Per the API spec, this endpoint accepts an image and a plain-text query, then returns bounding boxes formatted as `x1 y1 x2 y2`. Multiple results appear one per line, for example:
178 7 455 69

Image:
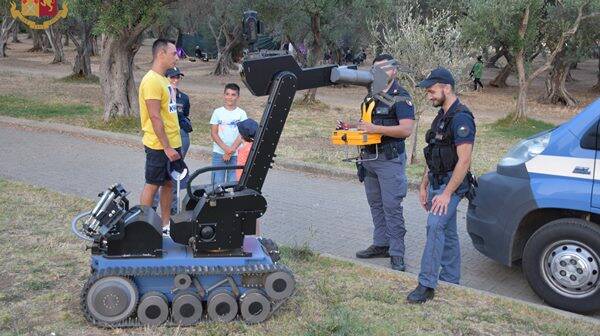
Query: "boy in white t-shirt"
209 83 247 184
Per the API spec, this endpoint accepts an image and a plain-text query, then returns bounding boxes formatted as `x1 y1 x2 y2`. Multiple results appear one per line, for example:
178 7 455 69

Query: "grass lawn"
0 94 556 182
0 178 598 335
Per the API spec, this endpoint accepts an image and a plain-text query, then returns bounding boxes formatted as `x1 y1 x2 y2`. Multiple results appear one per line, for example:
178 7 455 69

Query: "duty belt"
364 142 404 158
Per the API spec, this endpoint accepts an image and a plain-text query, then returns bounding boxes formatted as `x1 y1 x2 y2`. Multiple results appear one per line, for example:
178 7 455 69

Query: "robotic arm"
173 12 395 255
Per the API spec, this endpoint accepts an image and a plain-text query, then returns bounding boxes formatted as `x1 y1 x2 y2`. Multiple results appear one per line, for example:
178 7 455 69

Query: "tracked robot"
71 11 395 327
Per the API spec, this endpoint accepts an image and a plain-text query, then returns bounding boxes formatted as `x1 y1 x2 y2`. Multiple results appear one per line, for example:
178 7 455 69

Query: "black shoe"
356 245 390 259
407 284 435 304
390 256 405 271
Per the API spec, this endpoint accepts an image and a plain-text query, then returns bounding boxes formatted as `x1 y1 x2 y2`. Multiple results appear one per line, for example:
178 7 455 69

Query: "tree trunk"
90 36 99 56
489 62 512 87
63 32 69 46
69 24 93 78
29 29 42 52
486 46 505 68
514 5 530 122
45 25 65 63
212 26 241 76
515 48 536 121
213 44 236 75
11 23 20 43
408 115 420 165
100 34 143 120
538 52 577 106
0 17 15 57
591 57 600 92
41 32 52 53
302 13 323 104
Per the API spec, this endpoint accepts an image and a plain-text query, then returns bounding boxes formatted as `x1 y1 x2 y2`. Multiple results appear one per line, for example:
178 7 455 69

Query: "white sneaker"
162 224 170 235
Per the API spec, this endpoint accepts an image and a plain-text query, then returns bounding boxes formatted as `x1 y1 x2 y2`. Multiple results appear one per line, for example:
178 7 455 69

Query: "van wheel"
523 218 600 313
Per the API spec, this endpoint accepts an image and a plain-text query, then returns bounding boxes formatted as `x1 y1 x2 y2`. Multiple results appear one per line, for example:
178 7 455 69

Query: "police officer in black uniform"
355 54 415 272
407 67 476 303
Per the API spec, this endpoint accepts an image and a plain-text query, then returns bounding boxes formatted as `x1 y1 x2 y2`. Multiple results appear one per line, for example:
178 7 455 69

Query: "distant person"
152 67 192 213
470 56 484 91
194 45 202 59
176 47 186 59
209 83 247 184
323 50 332 64
353 48 367 66
345 48 353 64
138 39 180 227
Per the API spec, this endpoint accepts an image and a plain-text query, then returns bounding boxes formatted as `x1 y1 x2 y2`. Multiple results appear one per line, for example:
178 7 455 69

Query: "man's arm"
359 119 414 138
442 143 472 195
430 143 473 215
210 124 232 154
419 164 430 210
147 99 180 161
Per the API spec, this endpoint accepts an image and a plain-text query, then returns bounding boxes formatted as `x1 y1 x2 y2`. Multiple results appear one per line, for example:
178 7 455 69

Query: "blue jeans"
180 130 190 158
211 152 238 185
362 153 408 258
418 174 468 288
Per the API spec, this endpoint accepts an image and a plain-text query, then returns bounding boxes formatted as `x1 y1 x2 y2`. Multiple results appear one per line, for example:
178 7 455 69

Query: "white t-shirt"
209 106 248 155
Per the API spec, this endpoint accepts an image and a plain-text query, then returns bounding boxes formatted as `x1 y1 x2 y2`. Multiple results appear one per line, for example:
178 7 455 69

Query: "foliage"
369 0 472 162
371 1 471 97
93 0 173 37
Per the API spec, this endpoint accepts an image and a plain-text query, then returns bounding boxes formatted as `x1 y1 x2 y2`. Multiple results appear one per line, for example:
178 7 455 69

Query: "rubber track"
80 262 293 328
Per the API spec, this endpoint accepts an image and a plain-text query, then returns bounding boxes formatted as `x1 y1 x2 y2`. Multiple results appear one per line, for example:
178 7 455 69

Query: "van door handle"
573 166 591 175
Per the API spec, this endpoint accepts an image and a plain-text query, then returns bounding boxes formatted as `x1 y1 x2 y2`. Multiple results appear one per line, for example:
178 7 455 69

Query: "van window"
580 120 599 150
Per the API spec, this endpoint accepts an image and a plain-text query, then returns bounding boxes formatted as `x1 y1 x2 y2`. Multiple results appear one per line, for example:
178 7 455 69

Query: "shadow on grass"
57 74 100 84
86 116 140 134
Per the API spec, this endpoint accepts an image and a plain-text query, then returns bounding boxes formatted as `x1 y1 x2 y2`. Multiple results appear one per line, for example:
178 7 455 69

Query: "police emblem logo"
457 125 470 138
10 0 68 30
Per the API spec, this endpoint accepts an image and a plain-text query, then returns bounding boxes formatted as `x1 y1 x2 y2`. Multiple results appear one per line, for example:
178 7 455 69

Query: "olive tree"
370 2 471 164
513 0 599 120
93 0 177 120
0 0 16 57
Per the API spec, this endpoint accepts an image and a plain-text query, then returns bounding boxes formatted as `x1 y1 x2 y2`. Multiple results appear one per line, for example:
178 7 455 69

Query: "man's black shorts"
144 146 181 185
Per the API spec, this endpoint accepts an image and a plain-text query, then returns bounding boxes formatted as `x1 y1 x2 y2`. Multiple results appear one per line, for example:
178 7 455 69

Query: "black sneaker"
407 284 435 304
356 245 390 259
390 256 405 271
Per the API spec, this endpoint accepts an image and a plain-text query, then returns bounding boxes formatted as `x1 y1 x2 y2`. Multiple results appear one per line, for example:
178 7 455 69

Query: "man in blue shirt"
408 67 476 303
355 54 415 272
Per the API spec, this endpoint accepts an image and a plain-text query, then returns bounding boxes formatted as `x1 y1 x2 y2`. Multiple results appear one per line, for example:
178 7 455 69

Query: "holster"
465 171 478 201
356 162 365 183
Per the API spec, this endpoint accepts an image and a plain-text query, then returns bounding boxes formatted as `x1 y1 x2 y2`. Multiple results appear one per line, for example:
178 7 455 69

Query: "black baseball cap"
417 67 455 88
165 67 184 78
238 118 258 140
167 158 188 181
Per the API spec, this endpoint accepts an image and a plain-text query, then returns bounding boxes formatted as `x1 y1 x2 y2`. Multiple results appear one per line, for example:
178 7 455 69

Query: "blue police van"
467 98 600 313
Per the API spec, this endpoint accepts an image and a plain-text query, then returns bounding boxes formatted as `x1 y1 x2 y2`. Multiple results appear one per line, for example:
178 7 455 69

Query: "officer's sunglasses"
170 75 182 79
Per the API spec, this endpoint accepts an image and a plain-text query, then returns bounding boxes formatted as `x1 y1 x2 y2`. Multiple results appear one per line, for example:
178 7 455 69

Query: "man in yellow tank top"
138 38 181 227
